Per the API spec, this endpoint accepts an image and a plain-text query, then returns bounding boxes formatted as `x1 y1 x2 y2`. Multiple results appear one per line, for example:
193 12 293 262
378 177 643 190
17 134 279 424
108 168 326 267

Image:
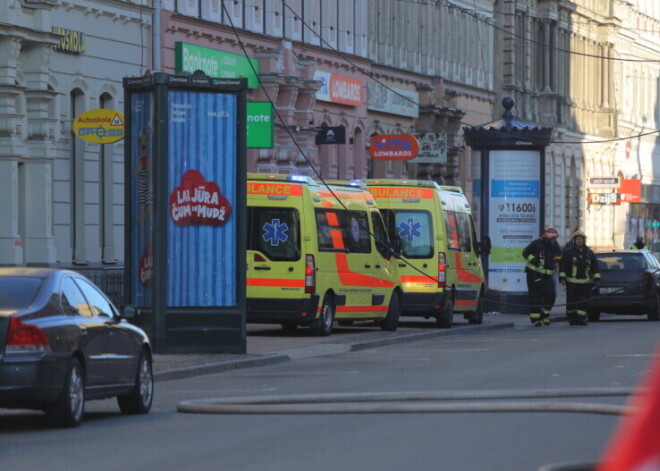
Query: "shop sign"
367 83 419 118
368 134 419 161
247 102 273 148
588 192 620 205
409 133 447 164
314 71 364 107
175 42 260 89
316 126 346 145
588 176 619 188
52 27 86 54
619 178 641 203
73 109 124 143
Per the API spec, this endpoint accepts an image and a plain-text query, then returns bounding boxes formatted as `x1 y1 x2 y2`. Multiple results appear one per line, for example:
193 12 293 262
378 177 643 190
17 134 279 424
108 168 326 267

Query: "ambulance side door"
370 210 397 307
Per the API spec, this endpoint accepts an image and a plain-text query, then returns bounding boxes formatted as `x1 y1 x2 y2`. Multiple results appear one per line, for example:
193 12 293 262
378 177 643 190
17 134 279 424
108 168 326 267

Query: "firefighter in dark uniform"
559 230 601 326
630 236 648 250
522 227 561 326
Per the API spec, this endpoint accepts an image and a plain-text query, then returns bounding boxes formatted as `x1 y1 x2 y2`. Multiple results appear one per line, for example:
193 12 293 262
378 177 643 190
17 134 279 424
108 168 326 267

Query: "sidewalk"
152 307 563 382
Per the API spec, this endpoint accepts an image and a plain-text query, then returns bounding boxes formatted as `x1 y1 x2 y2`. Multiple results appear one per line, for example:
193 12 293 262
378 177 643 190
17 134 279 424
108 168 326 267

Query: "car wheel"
313 295 335 336
281 322 298 332
587 310 601 322
648 292 660 321
380 292 400 331
118 350 154 415
47 358 85 428
468 294 484 325
436 294 453 328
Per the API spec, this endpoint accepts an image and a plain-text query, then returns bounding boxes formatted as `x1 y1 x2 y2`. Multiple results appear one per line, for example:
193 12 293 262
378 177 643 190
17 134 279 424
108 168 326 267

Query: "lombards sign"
368 134 420 161
314 71 364 107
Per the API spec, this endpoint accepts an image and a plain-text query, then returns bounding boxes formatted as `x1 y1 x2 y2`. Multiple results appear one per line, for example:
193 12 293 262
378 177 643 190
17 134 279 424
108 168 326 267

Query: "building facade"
0 0 149 271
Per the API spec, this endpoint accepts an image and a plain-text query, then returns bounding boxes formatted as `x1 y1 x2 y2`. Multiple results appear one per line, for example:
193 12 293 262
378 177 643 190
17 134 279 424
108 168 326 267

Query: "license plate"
600 287 622 294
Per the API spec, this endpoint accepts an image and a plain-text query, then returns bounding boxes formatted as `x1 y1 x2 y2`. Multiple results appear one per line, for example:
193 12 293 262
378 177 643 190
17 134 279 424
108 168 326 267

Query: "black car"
0 268 153 427
589 250 660 322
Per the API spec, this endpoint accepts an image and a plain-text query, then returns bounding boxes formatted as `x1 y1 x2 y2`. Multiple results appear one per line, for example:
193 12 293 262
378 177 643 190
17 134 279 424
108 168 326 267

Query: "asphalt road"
1 314 658 471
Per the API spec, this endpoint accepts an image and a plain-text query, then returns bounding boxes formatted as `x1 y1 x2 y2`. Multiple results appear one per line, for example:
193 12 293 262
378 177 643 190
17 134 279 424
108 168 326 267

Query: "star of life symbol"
397 218 422 242
262 219 289 246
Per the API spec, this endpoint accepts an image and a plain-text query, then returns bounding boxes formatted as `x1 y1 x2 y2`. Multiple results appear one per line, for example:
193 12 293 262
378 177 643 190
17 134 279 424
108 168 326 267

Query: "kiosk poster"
130 92 154 306
488 150 541 292
167 90 238 307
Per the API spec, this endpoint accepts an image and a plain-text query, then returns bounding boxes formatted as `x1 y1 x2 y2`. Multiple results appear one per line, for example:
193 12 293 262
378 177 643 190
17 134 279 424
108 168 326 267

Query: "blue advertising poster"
166 90 238 307
130 92 154 307
488 150 541 293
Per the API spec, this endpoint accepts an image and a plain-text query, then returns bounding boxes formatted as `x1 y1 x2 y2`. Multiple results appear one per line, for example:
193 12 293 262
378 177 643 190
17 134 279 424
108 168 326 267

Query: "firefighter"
559 230 601 326
522 227 561 326
630 236 648 250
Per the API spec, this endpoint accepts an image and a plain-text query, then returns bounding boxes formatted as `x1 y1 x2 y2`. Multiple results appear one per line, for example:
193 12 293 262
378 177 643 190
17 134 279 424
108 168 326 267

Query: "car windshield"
596 253 646 271
0 277 42 309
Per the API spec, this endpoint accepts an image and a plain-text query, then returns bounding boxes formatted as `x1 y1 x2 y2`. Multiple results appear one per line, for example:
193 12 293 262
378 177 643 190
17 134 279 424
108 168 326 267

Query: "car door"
75 277 140 387
60 276 108 388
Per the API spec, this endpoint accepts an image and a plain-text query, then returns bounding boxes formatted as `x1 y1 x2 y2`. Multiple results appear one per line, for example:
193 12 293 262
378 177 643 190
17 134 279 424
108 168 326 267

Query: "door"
60 276 108 388
453 212 484 311
75 277 139 387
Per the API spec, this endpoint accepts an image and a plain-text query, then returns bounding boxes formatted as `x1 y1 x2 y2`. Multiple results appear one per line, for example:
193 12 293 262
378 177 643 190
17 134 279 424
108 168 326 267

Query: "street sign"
588 176 619 188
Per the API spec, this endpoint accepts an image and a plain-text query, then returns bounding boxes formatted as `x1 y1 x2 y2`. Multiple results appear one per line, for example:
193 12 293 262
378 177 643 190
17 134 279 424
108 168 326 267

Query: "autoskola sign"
368 134 420 161
73 109 125 143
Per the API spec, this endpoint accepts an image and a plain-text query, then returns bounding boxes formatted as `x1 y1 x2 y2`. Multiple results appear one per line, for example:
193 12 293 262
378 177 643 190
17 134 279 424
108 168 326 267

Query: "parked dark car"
0 268 153 427
589 250 660 322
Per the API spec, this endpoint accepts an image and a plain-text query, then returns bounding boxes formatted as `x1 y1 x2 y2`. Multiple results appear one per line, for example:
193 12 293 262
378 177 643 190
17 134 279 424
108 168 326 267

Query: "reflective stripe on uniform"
526 263 553 275
530 312 542 319
565 277 593 284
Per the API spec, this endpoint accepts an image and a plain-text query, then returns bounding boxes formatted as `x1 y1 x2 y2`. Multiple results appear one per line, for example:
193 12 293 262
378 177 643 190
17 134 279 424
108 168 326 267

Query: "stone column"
0 37 24 264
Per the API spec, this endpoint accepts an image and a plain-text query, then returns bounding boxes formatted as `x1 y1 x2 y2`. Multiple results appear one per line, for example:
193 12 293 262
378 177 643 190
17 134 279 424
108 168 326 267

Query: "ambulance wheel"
313 296 335 336
436 296 453 328
381 293 400 331
468 295 484 325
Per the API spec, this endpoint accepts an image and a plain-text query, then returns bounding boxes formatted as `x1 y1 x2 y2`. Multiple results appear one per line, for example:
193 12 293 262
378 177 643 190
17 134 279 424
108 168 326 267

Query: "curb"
154 353 290 382
349 321 515 351
154 320 515 382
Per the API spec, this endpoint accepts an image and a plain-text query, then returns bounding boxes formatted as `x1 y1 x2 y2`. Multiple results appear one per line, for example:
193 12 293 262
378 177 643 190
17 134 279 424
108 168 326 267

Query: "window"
75 278 116 318
444 211 461 251
371 211 391 259
0 277 41 309
315 209 370 254
61 277 92 316
456 212 473 253
381 209 433 258
247 207 301 262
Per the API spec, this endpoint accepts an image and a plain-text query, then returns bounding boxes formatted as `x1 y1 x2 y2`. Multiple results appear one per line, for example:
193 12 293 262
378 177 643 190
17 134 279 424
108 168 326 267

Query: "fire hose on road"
178 387 639 415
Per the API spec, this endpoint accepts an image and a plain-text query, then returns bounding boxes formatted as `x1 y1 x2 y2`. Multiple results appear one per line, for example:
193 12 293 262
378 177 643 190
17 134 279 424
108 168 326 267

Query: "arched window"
100 92 116 263
70 88 86 264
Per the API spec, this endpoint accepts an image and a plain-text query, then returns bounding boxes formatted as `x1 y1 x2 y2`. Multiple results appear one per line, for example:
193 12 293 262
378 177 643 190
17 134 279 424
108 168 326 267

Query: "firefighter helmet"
542 228 559 239
572 230 586 239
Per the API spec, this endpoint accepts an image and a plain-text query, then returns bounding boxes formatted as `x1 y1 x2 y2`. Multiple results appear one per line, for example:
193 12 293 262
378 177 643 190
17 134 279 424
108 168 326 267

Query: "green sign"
247 102 274 149
175 42 260 89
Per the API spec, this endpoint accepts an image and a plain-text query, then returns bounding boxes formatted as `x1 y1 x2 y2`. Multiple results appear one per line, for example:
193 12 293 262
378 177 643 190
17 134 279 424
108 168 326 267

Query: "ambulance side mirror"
389 235 403 259
478 236 491 256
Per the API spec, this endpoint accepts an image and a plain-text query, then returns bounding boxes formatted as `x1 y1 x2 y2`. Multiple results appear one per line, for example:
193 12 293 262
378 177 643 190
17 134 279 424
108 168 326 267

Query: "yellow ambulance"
366 179 486 327
246 174 403 336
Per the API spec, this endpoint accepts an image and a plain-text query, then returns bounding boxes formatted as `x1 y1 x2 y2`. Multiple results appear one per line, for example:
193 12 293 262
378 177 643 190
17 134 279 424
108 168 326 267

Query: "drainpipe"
153 0 161 71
